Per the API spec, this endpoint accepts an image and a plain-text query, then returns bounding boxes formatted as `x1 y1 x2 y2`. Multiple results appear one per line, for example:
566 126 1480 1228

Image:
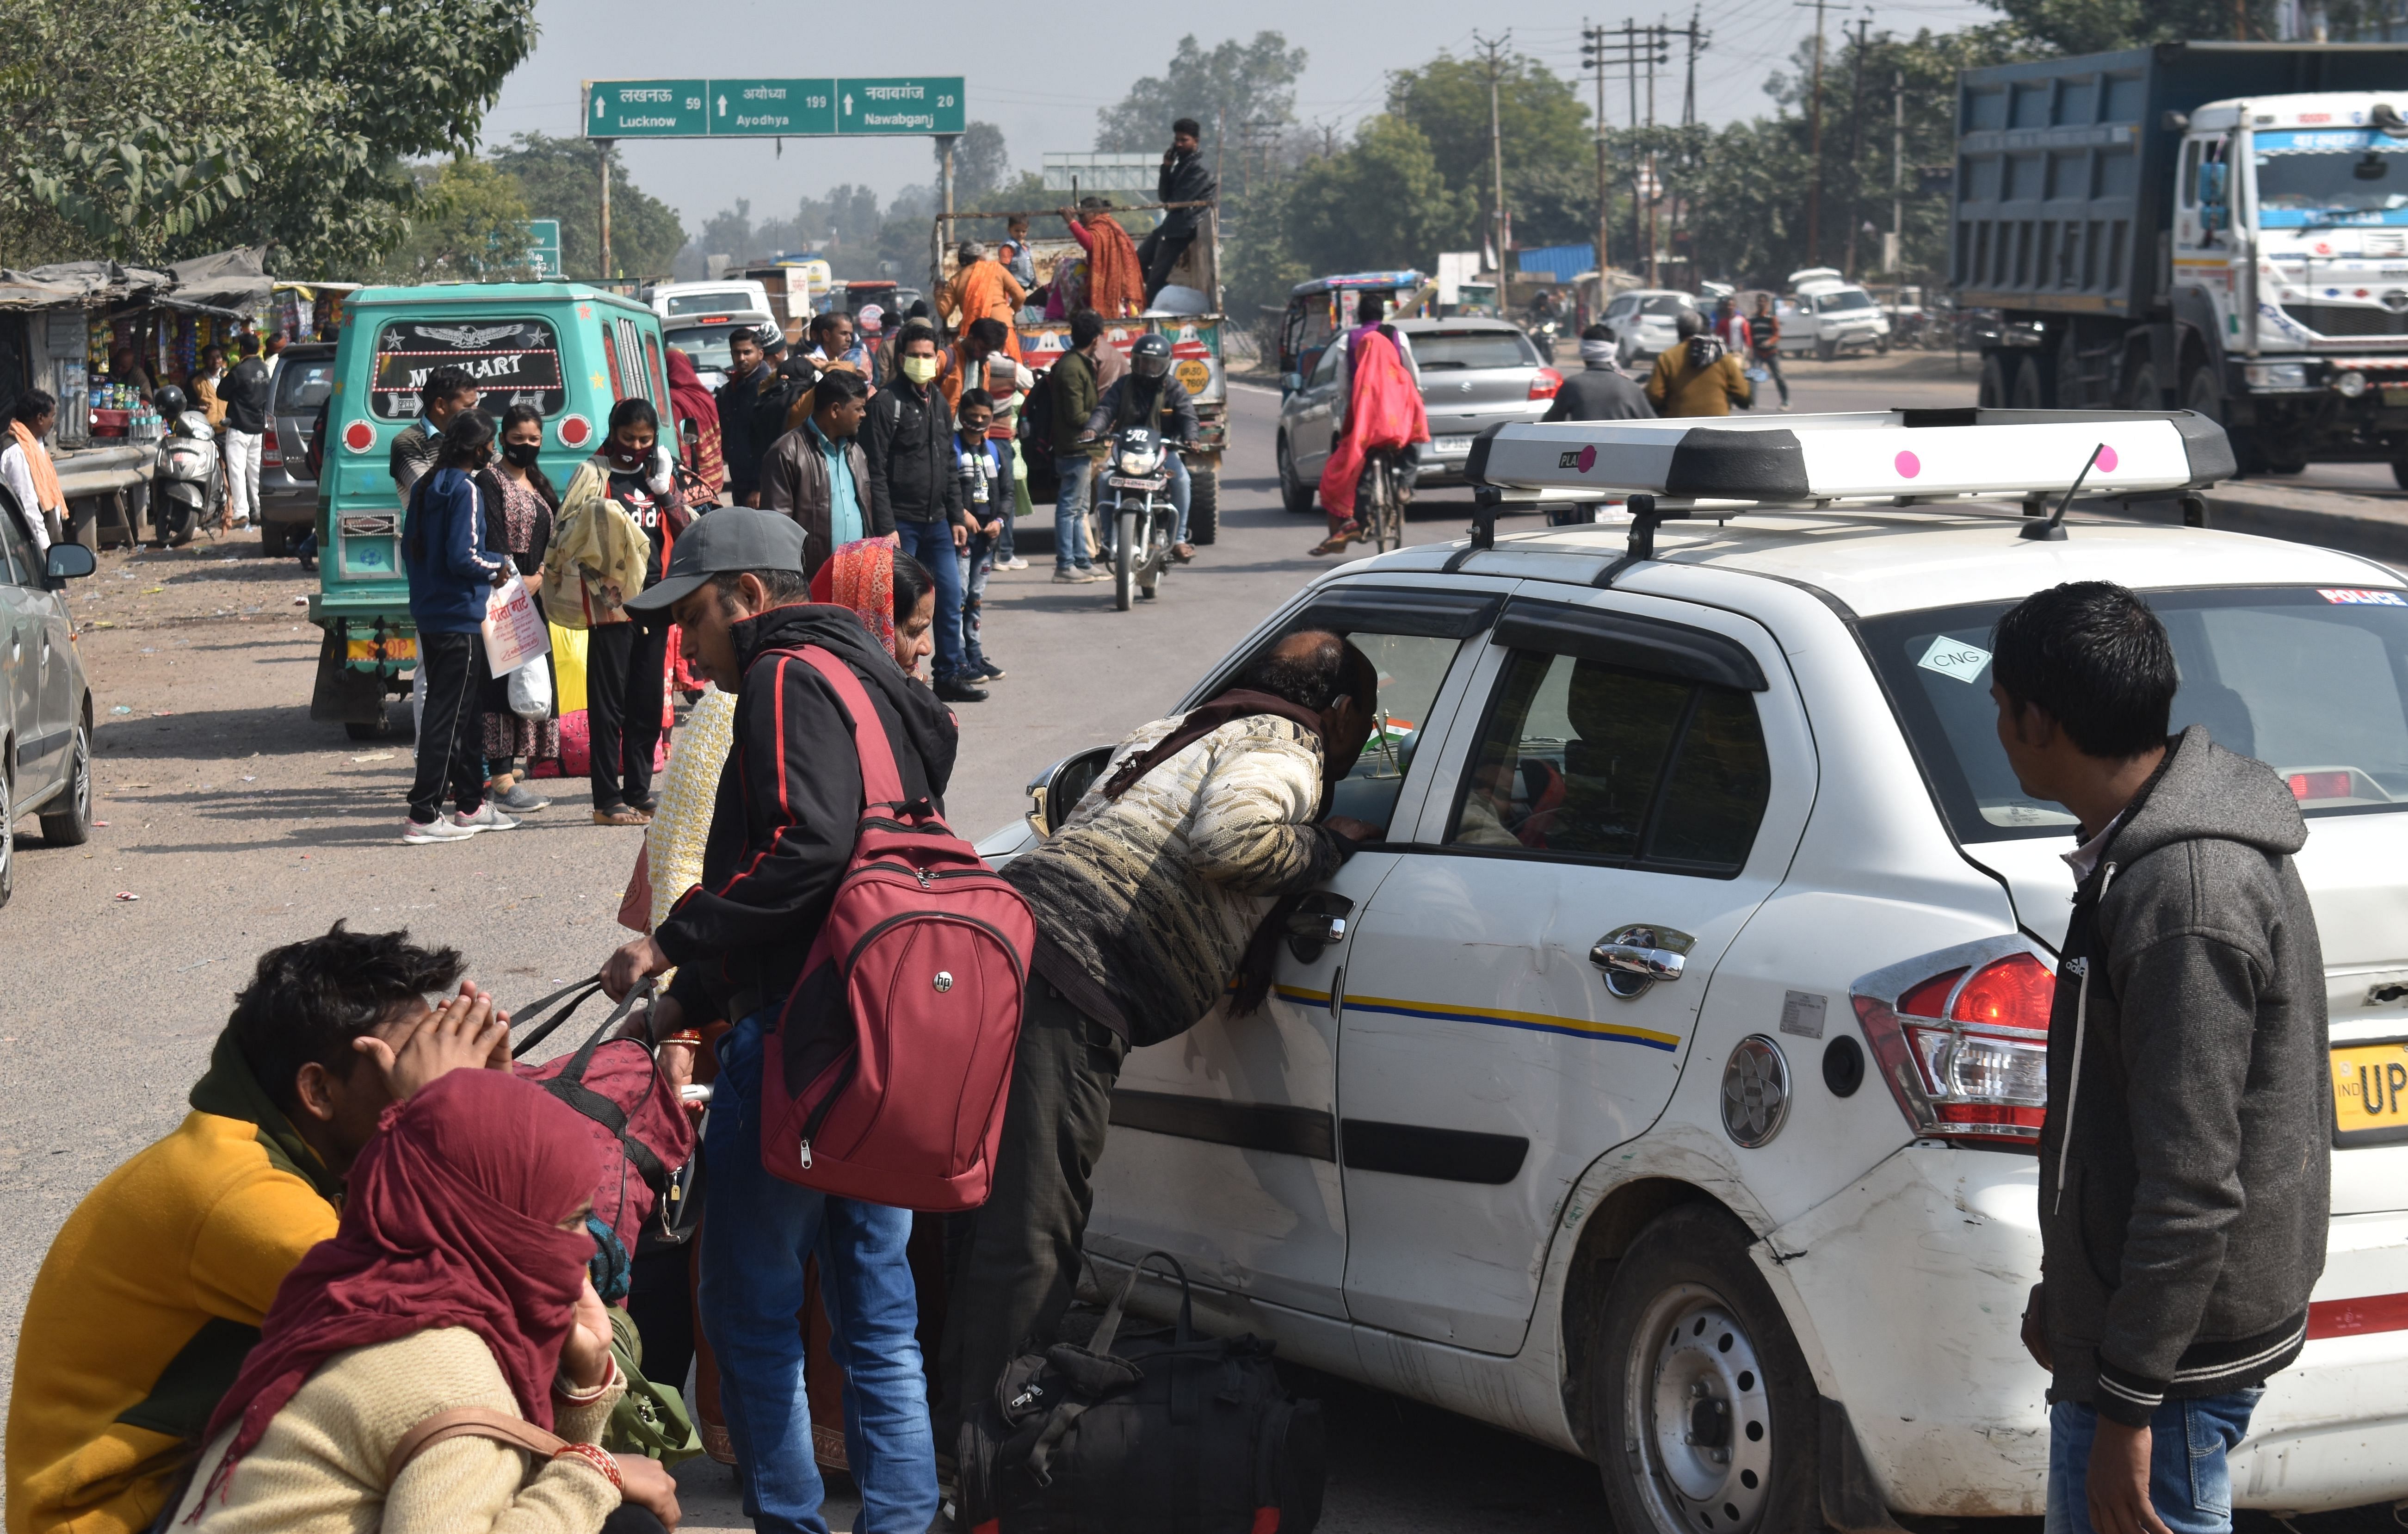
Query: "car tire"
1815 336 1837 363
0 767 13 909
1188 466 1219 545
2391 458 2408 492
1593 1204 1821 1534
36 714 93 847
1276 434 1316 515
344 701 407 742
1874 335 1891 355
1977 352 2016 409
259 521 289 557
2010 356 2047 409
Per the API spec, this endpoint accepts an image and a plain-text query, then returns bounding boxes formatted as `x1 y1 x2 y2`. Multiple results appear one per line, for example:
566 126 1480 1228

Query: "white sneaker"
452 803 519 833
999 556 1029 570
403 815 478 844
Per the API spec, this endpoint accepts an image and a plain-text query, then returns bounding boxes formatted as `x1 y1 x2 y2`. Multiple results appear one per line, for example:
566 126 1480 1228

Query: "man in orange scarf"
1061 200 1144 319
945 243 1026 359
2 390 68 553
1312 307 1428 556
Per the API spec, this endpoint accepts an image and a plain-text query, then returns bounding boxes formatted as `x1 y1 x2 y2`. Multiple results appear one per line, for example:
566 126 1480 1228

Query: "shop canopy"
162 247 272 317
0 245 273 316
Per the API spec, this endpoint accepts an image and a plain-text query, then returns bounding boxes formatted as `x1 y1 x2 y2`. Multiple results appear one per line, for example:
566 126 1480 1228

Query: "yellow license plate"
2331 1039 2408 1145
2384 384 2408 407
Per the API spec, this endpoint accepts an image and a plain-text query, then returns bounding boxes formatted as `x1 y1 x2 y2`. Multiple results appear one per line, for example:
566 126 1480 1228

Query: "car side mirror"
1281 371 1302 395
43 541 96 588
1024 744 1113 839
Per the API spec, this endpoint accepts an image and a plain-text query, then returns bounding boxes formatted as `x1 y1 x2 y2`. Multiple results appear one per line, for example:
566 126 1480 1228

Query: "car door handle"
1285 892 1356 962
1590 925 1696 1000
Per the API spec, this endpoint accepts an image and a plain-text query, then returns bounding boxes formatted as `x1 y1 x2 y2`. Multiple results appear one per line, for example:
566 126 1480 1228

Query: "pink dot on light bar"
1895 450 1921 478
2096 445 2118 472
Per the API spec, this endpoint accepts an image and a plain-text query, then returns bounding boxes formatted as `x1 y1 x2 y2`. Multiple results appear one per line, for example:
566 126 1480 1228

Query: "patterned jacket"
1004 711 1345 1045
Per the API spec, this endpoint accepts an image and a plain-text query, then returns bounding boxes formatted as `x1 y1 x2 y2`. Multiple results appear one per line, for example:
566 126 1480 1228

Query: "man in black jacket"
1140 118 1215 304
1544 324 1656 423
387 365 479 498
864 323 982 702
602 507 957 1534
1991 581 2328 1534
716 327 783 507
218 335 275 530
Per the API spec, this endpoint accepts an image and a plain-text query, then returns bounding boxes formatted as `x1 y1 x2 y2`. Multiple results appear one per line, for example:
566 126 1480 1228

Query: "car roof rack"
1460 408 2235 586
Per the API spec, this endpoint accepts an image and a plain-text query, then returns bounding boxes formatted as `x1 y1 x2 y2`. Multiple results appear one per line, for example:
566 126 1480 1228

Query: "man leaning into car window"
1989 581 2330 1534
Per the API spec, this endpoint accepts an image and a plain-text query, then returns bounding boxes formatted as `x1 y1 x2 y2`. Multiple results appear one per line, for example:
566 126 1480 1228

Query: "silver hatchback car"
0 492 96 906
1277 318 1561 513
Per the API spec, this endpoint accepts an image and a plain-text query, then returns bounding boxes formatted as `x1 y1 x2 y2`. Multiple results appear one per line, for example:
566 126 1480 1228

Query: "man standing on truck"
1139 119 1215 305
1992 581 2329 1534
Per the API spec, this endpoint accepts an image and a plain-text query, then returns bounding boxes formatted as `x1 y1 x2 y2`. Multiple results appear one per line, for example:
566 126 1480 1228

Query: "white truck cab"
986 408 2408 1532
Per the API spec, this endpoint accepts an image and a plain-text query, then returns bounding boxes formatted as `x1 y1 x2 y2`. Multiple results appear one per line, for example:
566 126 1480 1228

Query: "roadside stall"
0 260 177 546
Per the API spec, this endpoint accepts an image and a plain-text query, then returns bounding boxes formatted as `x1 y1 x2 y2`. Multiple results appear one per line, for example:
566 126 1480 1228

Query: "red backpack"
759 646 1035 1211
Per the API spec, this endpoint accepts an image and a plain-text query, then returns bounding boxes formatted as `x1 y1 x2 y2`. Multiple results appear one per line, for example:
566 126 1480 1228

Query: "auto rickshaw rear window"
369 318 565 420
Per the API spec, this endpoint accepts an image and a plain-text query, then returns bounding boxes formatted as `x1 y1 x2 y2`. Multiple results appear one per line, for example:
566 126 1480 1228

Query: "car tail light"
1529 367 1563 401
2289 770 2352 802
262 427 282 467
1851 938 2055 1149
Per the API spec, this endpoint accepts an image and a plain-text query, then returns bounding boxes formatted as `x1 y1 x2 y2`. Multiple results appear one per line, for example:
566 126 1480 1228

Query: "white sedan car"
985 409 2408 1532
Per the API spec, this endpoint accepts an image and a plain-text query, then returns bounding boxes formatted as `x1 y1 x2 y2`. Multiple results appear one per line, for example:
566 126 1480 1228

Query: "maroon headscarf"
195 1070 601 1503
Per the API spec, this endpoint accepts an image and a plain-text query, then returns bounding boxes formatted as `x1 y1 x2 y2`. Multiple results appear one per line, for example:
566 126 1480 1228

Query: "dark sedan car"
257 342 334 557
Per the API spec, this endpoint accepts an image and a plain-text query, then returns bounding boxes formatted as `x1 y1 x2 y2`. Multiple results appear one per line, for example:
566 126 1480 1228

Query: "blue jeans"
2044 1390 2261 1534
891 518 965 681
1052 454 1095 573
958 529 995 670
1095 453 1190 559
699 1014 939 1534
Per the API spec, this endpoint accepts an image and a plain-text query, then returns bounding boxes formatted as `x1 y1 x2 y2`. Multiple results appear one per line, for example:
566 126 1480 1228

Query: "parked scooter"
148 385 222 547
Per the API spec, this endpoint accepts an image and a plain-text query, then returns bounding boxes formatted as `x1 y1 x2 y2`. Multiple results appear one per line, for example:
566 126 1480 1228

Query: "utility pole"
1797 0 1830 265
1582 20 1613 280
1626 20 1641 275
1677 11 1705 285
1842 14 1872 278
597 140 613 284
1888 68 1905 280
1646 21 1662 286
1474 31 1513 277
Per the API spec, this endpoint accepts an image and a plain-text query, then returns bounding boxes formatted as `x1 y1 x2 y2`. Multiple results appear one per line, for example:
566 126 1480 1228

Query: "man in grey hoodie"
1989 581 2329 1534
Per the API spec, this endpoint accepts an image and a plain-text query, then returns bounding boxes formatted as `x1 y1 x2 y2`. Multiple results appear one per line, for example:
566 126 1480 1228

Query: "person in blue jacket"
400 409 515 844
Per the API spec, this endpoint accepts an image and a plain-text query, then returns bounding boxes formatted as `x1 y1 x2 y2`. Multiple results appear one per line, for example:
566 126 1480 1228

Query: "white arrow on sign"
843 92 854 117
717 94 727 117
594 94 604 118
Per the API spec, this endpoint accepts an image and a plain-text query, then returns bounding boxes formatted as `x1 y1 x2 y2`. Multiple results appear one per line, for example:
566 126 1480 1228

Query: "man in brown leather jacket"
759 369 889 578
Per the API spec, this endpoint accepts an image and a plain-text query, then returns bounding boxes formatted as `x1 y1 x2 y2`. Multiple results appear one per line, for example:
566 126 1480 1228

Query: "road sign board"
836 78 964 136
584 78 963 139
587 79 708 137
526 219 561 275
710 79 836 136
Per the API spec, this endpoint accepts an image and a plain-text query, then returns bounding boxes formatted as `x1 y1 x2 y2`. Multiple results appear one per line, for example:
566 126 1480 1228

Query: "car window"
667 325 741 371
370 317 563 420
663 290 754 317
1864 587 2408 841
274 355 335 413
0 498 34 585
1309 340 1342 386
1445 647 1772 873
1329 631 1471 828
1822 289 1877 312
1640 296 1691 317
1410 330 1537 371
1605 297 1636 319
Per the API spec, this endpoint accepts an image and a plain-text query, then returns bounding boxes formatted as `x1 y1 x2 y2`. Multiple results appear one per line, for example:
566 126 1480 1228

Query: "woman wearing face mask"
401 410 515 844
546 400 688 827
475 405 563 812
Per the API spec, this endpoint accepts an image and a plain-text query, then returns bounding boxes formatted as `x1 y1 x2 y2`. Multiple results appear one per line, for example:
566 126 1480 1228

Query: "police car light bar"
1465 408 2235 507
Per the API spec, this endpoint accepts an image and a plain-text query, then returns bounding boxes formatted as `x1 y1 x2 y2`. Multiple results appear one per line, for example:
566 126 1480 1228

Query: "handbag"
508 650 554 718
509 979 703 1250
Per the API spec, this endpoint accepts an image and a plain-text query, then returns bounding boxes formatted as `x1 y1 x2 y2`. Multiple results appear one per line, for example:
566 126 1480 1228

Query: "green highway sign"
525 219 560 275
587 79 708 137
837 78 965 136
584 78 963 139
711 79 835 136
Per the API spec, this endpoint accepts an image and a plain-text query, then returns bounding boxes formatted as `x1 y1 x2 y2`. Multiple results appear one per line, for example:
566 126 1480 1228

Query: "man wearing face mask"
863 323 982 703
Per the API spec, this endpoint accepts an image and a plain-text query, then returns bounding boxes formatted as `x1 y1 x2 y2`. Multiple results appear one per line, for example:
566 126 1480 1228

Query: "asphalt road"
0 349 1974 1533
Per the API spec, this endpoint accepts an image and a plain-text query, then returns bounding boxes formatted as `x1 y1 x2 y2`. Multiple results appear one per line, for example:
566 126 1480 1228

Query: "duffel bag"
509 977 699 1256
958 1251 1324 1534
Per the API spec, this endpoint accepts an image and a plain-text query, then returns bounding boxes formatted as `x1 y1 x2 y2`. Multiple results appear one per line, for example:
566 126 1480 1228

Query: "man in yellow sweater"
6 923 511 1534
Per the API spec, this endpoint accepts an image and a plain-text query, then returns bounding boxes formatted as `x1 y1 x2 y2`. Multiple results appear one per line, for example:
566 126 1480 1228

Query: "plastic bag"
509 654 553 719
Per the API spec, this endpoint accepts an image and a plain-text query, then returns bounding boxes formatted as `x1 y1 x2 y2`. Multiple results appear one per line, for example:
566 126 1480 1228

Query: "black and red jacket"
656 603 958 1023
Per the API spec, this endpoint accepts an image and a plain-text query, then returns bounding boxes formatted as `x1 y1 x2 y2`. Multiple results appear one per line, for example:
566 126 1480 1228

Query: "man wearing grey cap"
599 507 956 1532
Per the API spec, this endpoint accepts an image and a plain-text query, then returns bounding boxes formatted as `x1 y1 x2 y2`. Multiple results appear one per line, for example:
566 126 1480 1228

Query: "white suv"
983 409 2408 1530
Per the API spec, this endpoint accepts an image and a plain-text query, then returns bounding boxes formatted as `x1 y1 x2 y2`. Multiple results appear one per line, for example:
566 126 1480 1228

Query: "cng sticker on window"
1918 634 1992 684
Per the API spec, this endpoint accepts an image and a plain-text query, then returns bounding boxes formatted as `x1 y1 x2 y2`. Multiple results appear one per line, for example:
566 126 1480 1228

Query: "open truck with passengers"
1953 40 2408 476
306 281 671 738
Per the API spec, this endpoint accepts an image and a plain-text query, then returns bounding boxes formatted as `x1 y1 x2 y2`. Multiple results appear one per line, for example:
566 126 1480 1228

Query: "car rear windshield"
665 324 747 370
1410 330 1538 371
370 318 564 420
1863 587 2408 841
275 354 335 413
663 291 755 318
1640 296 1692 316
1819 289 1877 312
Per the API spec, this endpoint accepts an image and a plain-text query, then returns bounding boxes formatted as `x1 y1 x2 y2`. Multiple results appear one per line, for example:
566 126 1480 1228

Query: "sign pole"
598 140 614 284
938 133 958 299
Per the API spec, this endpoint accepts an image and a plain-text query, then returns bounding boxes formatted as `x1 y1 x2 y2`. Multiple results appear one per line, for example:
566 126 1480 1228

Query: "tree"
1988 0 2278 53
938 123 1012 210
492 134 687 282
363 159 535 284
1096 33 1309 152
1386 52 1593 248
1284 116 1472 276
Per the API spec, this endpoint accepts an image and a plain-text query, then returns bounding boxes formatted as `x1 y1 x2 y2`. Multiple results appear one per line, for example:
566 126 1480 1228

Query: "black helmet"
152 384 187 418
1130 333 1172 380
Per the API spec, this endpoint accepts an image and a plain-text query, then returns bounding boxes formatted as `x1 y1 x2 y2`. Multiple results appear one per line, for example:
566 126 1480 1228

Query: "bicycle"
1359 449 1409 553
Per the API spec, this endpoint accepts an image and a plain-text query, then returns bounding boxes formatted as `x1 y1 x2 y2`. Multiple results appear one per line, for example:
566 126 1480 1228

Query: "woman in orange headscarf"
1061 201 1143 319
1312 326 1429 556
945 244 1025 359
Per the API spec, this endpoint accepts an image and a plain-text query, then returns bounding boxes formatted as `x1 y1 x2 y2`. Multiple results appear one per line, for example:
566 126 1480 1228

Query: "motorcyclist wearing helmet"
1082 332 1202 560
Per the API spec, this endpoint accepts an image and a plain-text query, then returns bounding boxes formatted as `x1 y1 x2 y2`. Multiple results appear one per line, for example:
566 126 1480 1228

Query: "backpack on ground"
509 977 701 1253
759 645 1034 1211
957 1251 1325 1534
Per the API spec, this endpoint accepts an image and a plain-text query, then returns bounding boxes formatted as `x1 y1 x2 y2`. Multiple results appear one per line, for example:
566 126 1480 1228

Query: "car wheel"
0 767 12 909
2009 356 2047 409
1874 335 1890 355
1188 466 1219 545
344 701 406 742
1593 1204 1821 1534
36 714 92 847
2391 457 2408 492
1815 336 1837 363
1277 434 1316 515
1978 352 2017 409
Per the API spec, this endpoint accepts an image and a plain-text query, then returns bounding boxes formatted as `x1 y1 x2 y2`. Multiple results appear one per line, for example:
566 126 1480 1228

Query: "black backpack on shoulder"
957 1252 1324 1534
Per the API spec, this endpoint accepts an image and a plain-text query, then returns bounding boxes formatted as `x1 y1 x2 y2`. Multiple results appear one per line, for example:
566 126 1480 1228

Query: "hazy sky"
476 0 1999 233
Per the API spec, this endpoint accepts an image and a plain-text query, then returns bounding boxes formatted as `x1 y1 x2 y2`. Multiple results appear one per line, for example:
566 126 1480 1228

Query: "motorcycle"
153 408 223 547
1095 424 1179 611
